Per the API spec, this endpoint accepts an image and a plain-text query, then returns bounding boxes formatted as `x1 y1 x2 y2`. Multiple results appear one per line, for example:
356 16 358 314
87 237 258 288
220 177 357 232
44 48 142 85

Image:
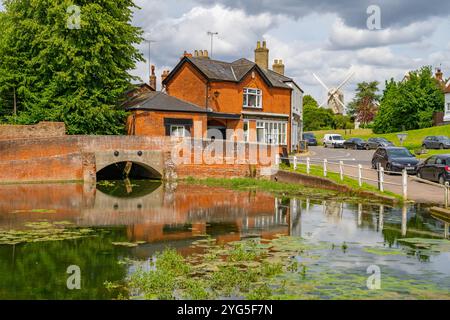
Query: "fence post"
275 154 280 166
358 164 363 187
339 161 344 181
323 159 328 177
402 169 408 201
293 156 297 170
445 186 449 208
306 157 310 174
379 167 384 192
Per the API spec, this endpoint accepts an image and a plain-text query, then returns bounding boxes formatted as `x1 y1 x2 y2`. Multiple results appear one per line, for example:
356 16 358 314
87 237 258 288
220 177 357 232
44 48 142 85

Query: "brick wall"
165 63 208 107
0 122 66 140
0 135 275 183
127 110 207 137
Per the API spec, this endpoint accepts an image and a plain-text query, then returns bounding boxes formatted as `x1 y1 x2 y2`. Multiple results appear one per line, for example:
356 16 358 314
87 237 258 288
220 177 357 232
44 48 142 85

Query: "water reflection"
0 181 449 299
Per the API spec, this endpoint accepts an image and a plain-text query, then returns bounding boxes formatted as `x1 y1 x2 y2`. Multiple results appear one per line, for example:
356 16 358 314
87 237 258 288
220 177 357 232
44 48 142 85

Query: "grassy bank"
280 163 403 202
311 124 450 151
184 176 336 198
184 175 400 203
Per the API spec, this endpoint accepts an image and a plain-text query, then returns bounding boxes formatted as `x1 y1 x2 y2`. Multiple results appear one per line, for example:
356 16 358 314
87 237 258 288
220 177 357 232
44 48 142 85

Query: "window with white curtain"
243 88 262 108
256 120 287 145
170 125 186 137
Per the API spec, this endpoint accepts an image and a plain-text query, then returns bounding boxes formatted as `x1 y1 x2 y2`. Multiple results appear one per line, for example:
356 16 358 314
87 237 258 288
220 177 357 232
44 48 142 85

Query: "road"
300 146 448 205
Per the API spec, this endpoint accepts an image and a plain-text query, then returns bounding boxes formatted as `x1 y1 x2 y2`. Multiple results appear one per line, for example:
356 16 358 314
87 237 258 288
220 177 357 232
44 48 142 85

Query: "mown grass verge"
311 124 450 151
280 163 403 202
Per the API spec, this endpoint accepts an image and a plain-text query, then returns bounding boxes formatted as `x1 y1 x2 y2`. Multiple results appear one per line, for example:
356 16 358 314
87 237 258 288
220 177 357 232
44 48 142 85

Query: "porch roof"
207 112 241 120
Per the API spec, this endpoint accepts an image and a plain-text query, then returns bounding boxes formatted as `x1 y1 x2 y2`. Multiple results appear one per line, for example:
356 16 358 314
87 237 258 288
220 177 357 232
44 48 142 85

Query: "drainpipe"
205 80 210 110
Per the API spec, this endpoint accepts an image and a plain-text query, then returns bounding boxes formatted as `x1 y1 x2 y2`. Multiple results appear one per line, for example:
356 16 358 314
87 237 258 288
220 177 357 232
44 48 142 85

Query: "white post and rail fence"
276 155 450 207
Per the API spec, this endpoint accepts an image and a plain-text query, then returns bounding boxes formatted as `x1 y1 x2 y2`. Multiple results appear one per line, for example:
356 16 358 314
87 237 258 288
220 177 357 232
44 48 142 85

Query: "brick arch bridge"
0 135 276 184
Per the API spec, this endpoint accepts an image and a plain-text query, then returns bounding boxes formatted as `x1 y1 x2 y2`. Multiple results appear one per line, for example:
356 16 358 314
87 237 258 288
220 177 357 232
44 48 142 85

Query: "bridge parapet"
0 135 277 183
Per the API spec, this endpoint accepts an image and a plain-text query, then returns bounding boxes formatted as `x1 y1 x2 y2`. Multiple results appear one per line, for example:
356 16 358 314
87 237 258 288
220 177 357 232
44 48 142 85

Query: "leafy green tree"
373 67 444 133
0 0 144 134
303 95 335 131
349 81 380 126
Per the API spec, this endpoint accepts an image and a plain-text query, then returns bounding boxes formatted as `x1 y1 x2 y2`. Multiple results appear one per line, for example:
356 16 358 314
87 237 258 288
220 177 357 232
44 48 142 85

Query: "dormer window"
243 88 262 108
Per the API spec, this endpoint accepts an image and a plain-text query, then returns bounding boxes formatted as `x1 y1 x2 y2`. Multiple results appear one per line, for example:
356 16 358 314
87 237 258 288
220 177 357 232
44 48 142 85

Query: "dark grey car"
367 138 394 149
422 136 450 150
371 147 419 174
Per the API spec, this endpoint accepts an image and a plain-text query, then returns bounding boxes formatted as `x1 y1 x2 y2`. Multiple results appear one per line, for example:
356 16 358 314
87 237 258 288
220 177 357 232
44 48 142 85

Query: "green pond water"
0 180 449 300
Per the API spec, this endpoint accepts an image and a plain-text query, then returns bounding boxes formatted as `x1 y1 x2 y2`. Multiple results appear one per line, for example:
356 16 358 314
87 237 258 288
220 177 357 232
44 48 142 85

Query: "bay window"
256 120 287 145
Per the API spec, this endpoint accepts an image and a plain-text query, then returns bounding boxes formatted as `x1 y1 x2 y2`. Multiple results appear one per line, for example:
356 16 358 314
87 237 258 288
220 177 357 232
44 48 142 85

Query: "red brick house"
126 42 303 152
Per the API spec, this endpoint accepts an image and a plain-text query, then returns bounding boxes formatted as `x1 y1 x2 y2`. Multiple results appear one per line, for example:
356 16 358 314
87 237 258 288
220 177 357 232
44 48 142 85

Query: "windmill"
313 71 355 114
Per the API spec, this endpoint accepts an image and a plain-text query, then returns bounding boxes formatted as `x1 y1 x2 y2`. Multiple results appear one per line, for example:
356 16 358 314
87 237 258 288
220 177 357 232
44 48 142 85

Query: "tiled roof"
177 57 294 89
124 91 208 113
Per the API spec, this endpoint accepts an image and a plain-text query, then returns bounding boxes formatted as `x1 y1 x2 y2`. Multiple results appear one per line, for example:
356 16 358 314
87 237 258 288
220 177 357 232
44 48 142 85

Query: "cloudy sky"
2 1 450 105
130 0 450 104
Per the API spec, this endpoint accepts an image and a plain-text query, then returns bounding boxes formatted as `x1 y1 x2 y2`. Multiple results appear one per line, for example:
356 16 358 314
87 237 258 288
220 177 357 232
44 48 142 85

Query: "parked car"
371 147 419 174
343 138 369 150
303 132 318 146
416 154 450 185
323 134 345 148
366 137 394 149
421 136 450 150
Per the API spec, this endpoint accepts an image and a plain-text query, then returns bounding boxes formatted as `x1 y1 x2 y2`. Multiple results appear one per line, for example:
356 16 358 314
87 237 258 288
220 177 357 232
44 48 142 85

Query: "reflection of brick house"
126 42 303 152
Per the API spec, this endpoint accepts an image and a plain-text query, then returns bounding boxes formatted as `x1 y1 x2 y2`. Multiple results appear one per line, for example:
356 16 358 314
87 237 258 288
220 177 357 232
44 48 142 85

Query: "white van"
323 134 345 148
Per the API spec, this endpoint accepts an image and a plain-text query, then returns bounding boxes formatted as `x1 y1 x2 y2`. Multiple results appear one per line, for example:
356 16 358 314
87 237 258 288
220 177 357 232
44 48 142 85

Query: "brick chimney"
254 41 269 70
149 65 157 90
435 68 444 82
272 59 285 75
194 50 209 59
181 50 193 60
161 70 170 87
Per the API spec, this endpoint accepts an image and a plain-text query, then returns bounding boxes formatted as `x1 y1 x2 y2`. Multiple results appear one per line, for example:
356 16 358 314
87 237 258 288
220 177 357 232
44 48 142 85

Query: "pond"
0 180 449 299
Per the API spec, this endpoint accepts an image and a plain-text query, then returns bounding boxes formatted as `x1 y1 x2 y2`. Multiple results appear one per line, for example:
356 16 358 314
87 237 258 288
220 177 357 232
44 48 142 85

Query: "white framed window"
170 125 186 138
446 103 450 113
243 88 262 108
256 120 287 145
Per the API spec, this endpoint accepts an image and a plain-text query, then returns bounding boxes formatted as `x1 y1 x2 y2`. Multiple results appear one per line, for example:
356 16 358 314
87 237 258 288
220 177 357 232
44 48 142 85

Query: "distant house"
444 83 450 123
434 68 450 124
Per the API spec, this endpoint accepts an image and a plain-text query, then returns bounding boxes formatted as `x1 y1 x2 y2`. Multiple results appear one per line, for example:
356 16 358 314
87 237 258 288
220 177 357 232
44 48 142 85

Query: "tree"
0 0 144 134
302 95 335 131
348 81 380 126
373 67 444 133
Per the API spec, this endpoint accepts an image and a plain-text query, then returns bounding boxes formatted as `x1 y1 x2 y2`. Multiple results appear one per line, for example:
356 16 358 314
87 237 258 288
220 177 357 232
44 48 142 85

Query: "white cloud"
131 4 281 87
328 19 436 50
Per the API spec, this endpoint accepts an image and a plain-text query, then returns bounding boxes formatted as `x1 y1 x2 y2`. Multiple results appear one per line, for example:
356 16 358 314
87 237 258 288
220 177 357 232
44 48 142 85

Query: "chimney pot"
272 59 285 75
254 40 269 70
